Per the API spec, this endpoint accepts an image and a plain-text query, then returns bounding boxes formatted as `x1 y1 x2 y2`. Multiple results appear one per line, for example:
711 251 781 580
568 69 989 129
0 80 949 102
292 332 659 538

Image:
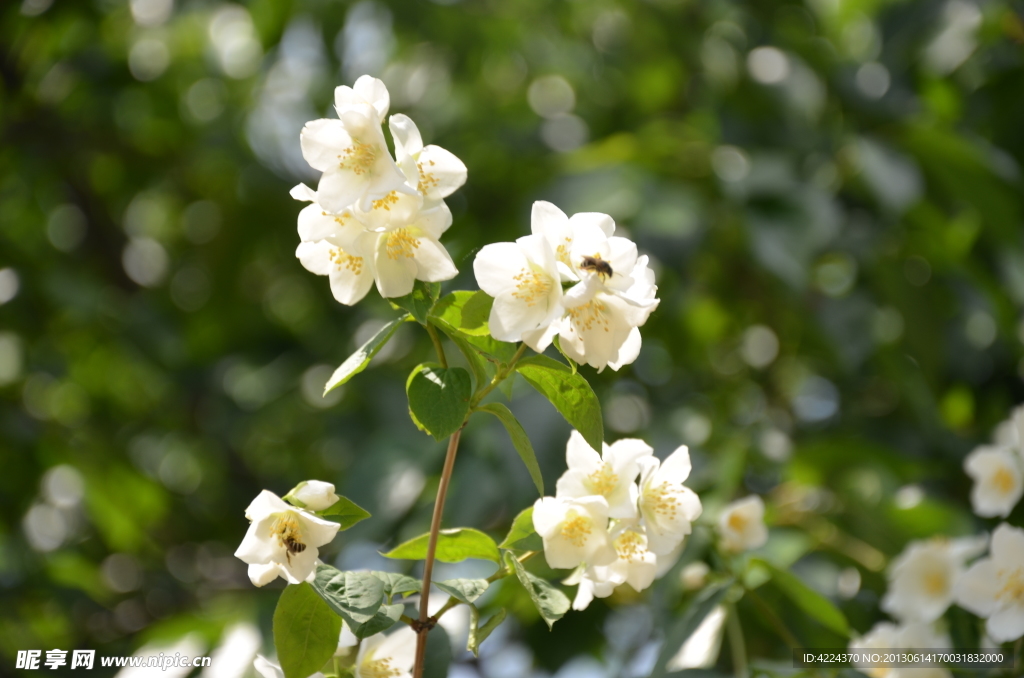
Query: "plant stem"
726 603 748 678
470 343 528 407
426 323 448 368
413 427 463 678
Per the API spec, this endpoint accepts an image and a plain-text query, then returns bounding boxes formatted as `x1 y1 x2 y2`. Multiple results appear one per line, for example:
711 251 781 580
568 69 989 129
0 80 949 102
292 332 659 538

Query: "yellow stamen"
328 247 364 275
568 298 611 333
644 482 680 520
992 466 1016 495
385 229 419 260
560 512 592 548
337 140 377 175
727 511 748 532
923 570 947 596
997 567 1024 604
417 159 439 195
587 462 618 497
271 516 303 549
371 191 400 211
555 237 573 267
511 267 552 307
615 530 645 562
360 656 401 678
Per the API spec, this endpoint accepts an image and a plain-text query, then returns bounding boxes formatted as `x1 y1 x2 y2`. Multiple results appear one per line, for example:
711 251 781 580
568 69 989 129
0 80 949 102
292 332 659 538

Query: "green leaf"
436 578 490 604
754 559 850 637
515 355 604 451
383 528 501 563
499 507 543 552
507 553 570 629
468 606 506 657
324 315 409 395
348 602 403 639
389 280 440 325
317 496 371 530
651 579 734 678
273 582 342 678
478 402 544 495
552 336 577 374
423 622 451 678
434 326 490 391
406 364 472 440
371 571 422 600
309 565 385 630
429 290 493 336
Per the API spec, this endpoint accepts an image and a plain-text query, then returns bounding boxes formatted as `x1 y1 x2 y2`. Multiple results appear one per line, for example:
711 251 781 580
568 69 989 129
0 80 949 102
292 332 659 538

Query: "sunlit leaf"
324 315 409 395
273 582 341 678
383 528 501 563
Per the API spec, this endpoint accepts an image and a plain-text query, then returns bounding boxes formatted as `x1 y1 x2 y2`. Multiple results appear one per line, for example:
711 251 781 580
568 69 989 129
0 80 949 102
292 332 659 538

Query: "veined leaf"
383 528 501 564
371 571 422 600
324 315 409 395
390 280 441 325
478 402 544 495
429 290 493 337
499 506 543 552
516 355 604 451
468 606 506 657
436 578 490 604
309 564 385 632
406 364 472 440
273 582 341 678
507 553 570 629
317 496 371 530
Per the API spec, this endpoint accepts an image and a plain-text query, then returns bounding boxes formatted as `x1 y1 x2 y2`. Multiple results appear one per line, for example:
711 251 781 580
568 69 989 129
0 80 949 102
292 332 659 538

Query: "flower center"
361 656 401 678
568 298 610 333
560 511 592 548
992 466 1016 494
385 229 419 260
586 462 618 497
643 482 680 520
511 267 553 307
727 511 748 532
615 530 645 562
338 140 377 175
417 160 439 195
271 515 305 553
555 237 573 268
329 247 364 274
372 191 400 211
997 567 1024 604
922 570 947 596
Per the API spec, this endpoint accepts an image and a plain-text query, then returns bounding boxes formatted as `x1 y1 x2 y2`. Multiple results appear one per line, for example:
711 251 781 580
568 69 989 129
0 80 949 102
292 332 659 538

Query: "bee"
579 255 613 279
282 535 306 562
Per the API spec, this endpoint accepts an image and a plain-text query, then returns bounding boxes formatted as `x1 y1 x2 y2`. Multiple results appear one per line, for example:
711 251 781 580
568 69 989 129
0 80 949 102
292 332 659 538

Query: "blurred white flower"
254 655 324 678
389 114 467 203
533 495 617 570
555 431 653 519
354 626 416 678
964 445 1023 518
288 480 340 512
992 405 1024 451
848 621 952 678
572 523 658 611
637 446 703 555
234 490 341 586
473 234 563 350
300 76 411 213
881 535 987 624
717 495 768 553
954 523 1024 642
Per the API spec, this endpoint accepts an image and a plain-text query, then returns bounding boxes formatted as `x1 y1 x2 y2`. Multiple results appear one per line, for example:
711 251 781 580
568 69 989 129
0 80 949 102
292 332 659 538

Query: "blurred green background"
2 0 1024 675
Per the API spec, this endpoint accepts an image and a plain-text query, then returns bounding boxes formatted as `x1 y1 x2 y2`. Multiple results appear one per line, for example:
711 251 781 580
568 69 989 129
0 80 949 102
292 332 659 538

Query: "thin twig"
470 343 528 407
413 427 463 678
426 323 448 368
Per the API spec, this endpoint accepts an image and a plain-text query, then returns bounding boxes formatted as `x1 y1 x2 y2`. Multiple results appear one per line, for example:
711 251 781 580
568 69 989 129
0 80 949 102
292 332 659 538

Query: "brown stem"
413 427 463 678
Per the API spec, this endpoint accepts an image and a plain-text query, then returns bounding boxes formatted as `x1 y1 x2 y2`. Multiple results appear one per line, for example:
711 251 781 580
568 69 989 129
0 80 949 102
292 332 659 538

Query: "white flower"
881 535 987 623
964 445 1023 518
254 655 325 678
992 404 1024 451
555 431 653 519
637 446 703 555
533 496 617 570
953 523 1024 642
389 114 467 203
300 76 411 213
354 626 416 678
717 495 768 553
571 523 658 610
288 480 340 512
234 490 341 586
473 234 563 351
848 622 951 678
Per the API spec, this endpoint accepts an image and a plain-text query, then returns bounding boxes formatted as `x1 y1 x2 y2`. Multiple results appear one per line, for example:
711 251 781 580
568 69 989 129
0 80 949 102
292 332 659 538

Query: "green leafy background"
2 0 1023 675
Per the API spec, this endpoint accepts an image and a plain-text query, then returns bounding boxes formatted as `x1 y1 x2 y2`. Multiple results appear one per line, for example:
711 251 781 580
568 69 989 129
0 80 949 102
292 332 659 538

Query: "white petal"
253 655 285 678
352 75 390 119
566 430 602 473
572 576 596 611
531 201 569 240
298 204 349 243
411 236 458 283
659 446 693 484
568 211 615 237
235 519 279 563
373 234 417 298
301 119 353 172
299 511 343 547
955 559 1000 617
297 241 335 277
987 603 1024 643
521 319 561 353
375 626 417 673
532 497 567 538
607 327 642 371
991 522 1024 565
474 243 530 297
418 145 468 200
389 113 423 158
290 183 317 202
328 256 375 305
317 167 370 215
248 563 285 587
415 201 453 239
489 294 554 342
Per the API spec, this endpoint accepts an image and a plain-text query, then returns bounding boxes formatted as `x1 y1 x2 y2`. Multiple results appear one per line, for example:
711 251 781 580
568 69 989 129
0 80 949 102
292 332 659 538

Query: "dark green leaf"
499 506 543 552
507 553 570 629
468 606 507 657
349 602 403 639
324 315 409 395
436 578 490 604
371 571 422 600
651 579 734 678
309 564 385 627
406 364 472 440
429 290 493 336
389 280 441 325
382 528 501 563
478 402 544 495
516 355 604 451
754 559 850 637
317 496 371 530
433 325 490 391
273 582 341 678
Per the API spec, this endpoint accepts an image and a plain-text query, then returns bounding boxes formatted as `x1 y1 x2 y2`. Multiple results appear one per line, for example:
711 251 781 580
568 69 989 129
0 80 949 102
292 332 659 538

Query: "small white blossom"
848 622 952 678
964 445 1023 518
717 495 769 553
571 522 658 611
234 490 341 586
637 446 703 555
953 523 1024 642
254 655 325 678
354 626 416 678
289 480 340 512
533 495 617 570
390 114 467 203
555 431 653 519
473 233 563 349
881 535 987 624
300 76 411 214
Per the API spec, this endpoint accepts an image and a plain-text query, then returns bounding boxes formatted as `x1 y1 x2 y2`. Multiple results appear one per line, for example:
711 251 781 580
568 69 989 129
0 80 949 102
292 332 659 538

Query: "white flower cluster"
473 201 660 371
234 481 341 587
293 76 467 304
531 431 702 610
964 406 1024 518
